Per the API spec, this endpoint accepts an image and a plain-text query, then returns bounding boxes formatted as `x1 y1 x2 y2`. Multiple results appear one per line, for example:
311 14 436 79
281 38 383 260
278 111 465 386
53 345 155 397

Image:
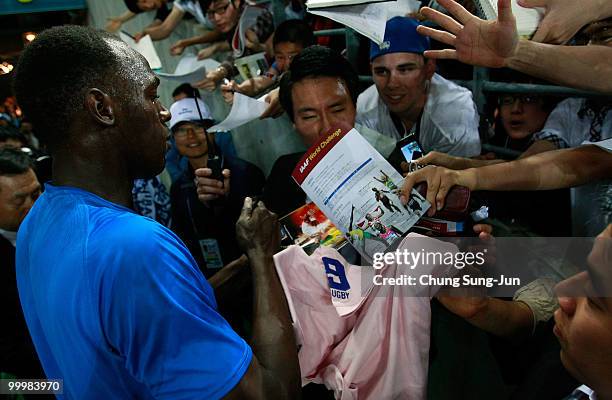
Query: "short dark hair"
14 25 126 152
0 148 33 176
172 83 201 99
279 45 359 122
0 125 27 146
124 0 144 14
273 19 315 48
200 0 243 13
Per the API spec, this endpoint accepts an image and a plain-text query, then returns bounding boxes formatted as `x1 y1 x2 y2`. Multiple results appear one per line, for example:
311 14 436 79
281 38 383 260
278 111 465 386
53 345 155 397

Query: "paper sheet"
479 0 543 37
118 32 162 70
156 55 220 85
208 93 269 132
308 0 420 44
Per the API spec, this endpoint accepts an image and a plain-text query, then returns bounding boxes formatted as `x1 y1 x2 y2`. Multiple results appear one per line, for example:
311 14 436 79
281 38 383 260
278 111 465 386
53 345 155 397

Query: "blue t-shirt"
16 184 252 399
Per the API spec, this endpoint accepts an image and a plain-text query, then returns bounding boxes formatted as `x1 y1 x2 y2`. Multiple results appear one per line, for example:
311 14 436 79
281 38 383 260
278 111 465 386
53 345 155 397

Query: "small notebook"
474 0 543 37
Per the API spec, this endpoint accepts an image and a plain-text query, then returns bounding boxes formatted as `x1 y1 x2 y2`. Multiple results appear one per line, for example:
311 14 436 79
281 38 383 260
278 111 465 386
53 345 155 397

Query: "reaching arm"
505 41 612 93
136 6 184 41
223 198 300 399
417 0 612 93
170 30 225 56
105 10 136 32
402 145 612 213
438 296 535 342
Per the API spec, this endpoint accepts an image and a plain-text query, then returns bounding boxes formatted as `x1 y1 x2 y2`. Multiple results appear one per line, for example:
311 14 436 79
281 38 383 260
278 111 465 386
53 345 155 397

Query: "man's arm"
402 145 612 213
437 295 534 341
505 41 612 93
105 10 136 33
135 6 184 41
224 198 301 399
170 30 225 56
416 0 612 93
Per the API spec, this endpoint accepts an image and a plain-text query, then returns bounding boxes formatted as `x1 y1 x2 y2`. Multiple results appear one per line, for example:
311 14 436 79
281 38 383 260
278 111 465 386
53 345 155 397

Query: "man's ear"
85 88 115 127
425 59 436 80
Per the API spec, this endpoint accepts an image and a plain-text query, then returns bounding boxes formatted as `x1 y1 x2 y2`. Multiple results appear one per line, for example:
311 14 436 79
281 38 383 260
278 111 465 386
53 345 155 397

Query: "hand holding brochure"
306 0 418 44
156 54 220 85
474 0 543 37
291 123 430 263
208 93 269 132
119 32 162 70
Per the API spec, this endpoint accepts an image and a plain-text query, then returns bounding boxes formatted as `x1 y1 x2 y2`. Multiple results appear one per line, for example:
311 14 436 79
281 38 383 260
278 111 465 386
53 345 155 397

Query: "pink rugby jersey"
273 233 458 400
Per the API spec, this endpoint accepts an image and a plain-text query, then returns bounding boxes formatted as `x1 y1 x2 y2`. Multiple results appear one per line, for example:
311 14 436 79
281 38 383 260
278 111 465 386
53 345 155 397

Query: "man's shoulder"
356 84 381 114
92 211 179 250
429 74 474 107
270 152 306 172
426 74 478 128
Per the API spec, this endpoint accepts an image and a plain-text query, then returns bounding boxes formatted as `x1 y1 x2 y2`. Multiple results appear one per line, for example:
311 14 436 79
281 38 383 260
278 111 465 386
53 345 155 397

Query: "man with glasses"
356 17 481 158
168 97 265 277
194 0 274 90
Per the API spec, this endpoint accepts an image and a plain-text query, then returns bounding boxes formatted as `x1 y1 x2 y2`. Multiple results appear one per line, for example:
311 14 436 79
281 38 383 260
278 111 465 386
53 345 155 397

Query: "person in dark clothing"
261 46 395 217
0 148 43 379
168 97 264 277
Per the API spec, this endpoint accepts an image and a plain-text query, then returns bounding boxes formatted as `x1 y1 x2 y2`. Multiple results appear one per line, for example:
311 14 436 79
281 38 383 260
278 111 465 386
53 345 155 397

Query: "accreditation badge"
198 239 223 269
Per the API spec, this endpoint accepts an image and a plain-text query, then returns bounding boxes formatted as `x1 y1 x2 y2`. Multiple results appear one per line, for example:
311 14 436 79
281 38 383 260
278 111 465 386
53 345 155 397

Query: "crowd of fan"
1 0 611 398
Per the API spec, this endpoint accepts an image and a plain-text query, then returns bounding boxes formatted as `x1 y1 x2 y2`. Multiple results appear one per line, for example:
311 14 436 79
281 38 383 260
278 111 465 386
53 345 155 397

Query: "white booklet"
119 32 162 70
475 0 543 37
208 92 269 132
306 0 391 9
156 54 220 85
291 124 430 263
307 0 416 44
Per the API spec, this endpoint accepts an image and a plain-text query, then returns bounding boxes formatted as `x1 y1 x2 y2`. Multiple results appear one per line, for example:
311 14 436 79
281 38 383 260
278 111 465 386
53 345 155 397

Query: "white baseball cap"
168 97 214 130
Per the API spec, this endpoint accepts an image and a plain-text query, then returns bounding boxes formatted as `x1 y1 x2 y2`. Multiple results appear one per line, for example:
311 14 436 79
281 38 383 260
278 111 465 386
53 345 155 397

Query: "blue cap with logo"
370 16 431 61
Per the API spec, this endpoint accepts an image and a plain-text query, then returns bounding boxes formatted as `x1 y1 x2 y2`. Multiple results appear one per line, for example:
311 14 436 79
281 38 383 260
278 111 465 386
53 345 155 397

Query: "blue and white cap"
168 97 214 130
370 17 431 61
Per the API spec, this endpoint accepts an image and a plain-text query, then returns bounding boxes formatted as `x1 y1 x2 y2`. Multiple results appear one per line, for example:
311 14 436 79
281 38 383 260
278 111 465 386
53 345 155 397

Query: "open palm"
418 0 519 68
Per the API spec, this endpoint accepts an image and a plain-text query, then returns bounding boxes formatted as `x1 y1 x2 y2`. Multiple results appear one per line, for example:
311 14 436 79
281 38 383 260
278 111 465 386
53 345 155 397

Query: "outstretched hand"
417 0 519 68
401 165 476 216
518 0 596 44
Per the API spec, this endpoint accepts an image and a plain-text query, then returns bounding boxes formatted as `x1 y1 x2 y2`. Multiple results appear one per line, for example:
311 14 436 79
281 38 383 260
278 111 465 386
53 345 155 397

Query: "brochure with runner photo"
291 124 430 263
279 202 347 255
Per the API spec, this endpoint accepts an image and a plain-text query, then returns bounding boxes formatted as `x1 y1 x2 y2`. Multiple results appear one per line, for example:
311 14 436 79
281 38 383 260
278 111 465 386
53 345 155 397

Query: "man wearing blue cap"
356 16 481 158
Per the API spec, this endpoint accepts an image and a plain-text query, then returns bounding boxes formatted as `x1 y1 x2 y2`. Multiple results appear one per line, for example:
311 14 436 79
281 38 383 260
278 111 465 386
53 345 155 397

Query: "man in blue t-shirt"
13 25 299 399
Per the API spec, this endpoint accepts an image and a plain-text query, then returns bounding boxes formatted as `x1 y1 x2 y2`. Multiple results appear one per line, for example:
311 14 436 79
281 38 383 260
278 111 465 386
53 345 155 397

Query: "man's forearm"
506 40 612 94
248 251 300 397
466 298 534 342
183 30 224 46
468 146 612 191
145 25 171 40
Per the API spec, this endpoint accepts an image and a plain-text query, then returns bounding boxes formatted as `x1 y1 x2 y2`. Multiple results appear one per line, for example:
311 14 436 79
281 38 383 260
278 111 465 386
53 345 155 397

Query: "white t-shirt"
356 73 481 157
174 0 214 29
534 98 612 148
533 98 612 236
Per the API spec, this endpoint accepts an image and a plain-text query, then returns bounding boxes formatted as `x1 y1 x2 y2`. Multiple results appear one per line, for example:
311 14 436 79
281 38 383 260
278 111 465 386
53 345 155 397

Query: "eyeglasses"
499 95 541 106
206 2 232 18
173 125 206 139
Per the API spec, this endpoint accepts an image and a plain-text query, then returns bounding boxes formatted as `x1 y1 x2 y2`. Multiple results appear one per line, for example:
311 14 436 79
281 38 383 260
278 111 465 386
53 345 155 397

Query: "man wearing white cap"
168 97 265 277
357 16 481 158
